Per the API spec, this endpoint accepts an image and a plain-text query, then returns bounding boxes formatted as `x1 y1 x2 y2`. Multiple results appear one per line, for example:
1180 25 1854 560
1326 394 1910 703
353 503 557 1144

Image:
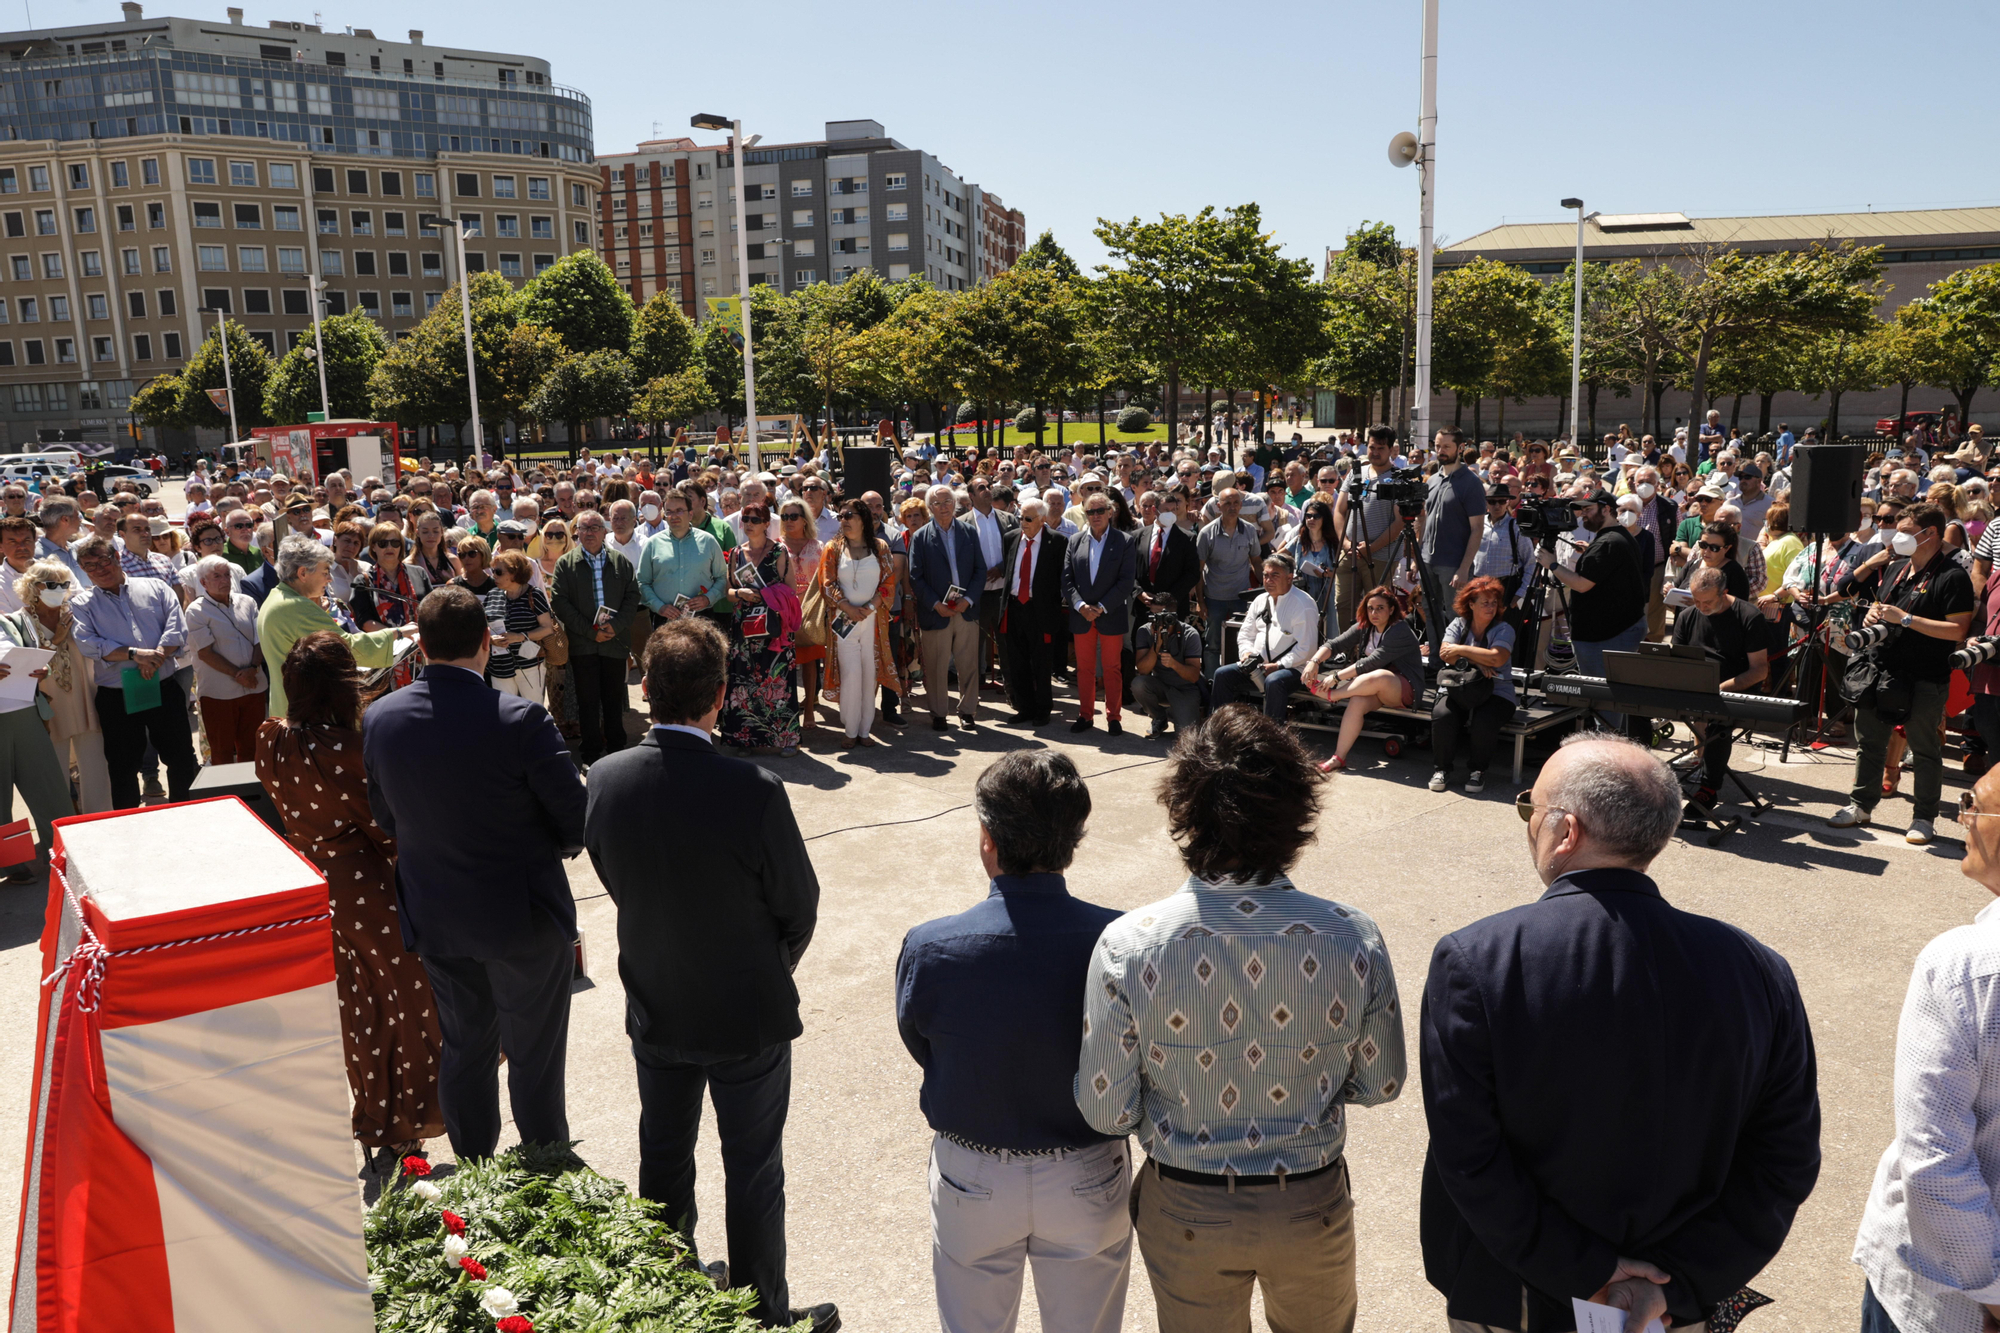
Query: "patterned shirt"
1077 873 1406 1177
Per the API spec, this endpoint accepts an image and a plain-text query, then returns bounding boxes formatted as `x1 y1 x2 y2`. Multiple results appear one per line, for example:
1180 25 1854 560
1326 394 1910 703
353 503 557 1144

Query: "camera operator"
1535 487 1648 729
1130 609 1204 739
1828 502 1972 843
1330 426 1408 628
1212 555 1320 721
1419 428 1488 662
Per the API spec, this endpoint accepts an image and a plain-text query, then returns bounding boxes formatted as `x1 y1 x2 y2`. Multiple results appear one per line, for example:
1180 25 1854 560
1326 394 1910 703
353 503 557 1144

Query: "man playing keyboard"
1672 565 1775 817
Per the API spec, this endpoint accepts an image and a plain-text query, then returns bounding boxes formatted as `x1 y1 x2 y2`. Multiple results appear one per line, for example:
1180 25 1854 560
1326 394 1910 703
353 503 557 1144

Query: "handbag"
543 617 571 667
796 565 829 648
1438 623 1497 709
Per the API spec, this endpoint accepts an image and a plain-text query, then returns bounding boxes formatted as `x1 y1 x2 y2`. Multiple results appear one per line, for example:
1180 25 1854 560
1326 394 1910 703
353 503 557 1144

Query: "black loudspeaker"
1788 444 1867 536
840 446 893 501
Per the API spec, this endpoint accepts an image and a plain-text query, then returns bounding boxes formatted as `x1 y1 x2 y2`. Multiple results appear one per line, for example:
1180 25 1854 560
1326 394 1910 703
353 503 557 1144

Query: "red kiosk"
249 419 405 486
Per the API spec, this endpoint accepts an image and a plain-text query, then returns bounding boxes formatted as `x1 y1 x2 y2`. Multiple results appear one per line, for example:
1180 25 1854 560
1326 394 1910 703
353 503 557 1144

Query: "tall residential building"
0 5 601 449
596 119 1022 318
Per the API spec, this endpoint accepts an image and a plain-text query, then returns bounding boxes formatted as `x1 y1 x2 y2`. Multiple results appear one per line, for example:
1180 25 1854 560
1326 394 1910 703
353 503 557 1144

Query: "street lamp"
419 212 483 462
307 273 331 420
1388 0 1438 452
195 304 240 443
692 112 763 470
1560 197 1590 452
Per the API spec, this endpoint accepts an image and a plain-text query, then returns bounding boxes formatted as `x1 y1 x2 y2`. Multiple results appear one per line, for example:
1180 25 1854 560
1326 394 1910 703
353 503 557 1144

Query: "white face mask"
1636 483 1657 500
37 587 66 607
641 504 660 522
1856 518 1874 535
1890 530 1920 557
1618 510 1640 528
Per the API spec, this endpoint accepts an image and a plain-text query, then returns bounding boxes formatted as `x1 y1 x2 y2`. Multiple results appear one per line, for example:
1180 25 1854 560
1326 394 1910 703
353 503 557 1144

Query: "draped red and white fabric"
11 797 373 1333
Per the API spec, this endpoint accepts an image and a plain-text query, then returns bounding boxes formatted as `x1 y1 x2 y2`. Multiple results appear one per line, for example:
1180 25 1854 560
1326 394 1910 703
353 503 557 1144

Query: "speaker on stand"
1784 443 1869 749
840 446 893 502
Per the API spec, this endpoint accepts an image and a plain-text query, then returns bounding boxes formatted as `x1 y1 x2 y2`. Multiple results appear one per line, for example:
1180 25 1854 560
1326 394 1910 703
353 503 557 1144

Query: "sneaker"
1907 819 1935 845
1427 770 1448 792
1827 803 1871 829
1464 771 1485 794
1149 717 1166 739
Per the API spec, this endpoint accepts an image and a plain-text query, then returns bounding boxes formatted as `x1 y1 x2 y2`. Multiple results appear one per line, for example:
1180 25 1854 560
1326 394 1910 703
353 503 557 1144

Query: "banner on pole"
203 389 230 413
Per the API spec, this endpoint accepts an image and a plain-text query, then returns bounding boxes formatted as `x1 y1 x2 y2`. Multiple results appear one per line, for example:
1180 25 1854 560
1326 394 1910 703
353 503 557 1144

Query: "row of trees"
1320 223 2000 443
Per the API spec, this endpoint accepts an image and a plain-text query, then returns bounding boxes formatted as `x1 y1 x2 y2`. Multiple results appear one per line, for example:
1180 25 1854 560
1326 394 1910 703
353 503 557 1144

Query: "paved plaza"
0 643 1978 1330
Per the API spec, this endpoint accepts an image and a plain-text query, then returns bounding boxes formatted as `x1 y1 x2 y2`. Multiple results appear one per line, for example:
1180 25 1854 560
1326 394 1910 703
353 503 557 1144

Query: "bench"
1285 687 1587 783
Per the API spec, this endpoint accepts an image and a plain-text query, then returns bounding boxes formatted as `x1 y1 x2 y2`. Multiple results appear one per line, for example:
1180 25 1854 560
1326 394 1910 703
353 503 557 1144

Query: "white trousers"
930 1134 1132 1333
834 612 877 738
494 663 547 700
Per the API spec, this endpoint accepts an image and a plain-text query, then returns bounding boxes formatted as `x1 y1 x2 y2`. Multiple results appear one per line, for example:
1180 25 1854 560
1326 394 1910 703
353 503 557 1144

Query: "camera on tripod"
1350 465 1427 517
1845 622 1899 654
1515 499 1580 551
1952 636 2000 670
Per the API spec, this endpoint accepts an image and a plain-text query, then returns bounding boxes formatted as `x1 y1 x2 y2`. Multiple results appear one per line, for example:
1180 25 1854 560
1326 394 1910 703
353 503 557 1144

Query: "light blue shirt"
1074 529 1109 611
72 573 189 689
634 526 726 616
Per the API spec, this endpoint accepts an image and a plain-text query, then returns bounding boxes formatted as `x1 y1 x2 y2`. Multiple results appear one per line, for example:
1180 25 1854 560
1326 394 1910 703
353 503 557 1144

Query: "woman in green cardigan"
257 534 413 716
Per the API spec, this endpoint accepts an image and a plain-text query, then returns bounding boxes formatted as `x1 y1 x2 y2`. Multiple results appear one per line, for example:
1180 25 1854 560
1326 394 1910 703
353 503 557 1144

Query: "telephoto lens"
1951 636 2000 670
1844 623 1896 654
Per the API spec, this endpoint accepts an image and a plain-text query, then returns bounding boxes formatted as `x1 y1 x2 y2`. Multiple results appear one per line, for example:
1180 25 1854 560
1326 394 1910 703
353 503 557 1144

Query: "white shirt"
932 520 961 589
1856 895 2000 1333
969 507 1005 588
1237 586 1320 671
1010 529 1042 594
813 507 840 543
0 558 32 618
608 529 647 571
652 722 713 747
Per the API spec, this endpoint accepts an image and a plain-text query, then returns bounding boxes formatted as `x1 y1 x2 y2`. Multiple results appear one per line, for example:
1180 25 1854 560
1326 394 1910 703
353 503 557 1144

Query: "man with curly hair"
1075 706 1406 1333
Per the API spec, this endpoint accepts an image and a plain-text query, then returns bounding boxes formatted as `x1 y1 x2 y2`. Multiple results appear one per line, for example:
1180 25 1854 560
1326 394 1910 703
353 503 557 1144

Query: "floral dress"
254 718 443 1150
350 562 428 689
720 542 799 750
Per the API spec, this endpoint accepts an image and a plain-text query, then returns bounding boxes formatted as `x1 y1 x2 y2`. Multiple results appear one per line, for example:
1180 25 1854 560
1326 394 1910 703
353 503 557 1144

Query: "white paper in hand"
0 644 55 703
1572 1296 1664 1333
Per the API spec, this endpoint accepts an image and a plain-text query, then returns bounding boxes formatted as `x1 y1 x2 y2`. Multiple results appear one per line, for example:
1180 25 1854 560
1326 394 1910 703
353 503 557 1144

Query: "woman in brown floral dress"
254 630 443 1174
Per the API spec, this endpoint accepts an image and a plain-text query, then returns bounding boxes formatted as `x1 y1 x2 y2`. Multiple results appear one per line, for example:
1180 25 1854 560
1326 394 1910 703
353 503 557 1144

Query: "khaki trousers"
920 616 981 721
1132 1157 1356 1333
1334 552 1388 630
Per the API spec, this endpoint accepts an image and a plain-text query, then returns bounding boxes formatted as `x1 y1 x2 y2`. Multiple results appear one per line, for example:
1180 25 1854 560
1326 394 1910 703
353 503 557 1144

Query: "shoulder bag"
1437 621 1496 710
796 551 829 648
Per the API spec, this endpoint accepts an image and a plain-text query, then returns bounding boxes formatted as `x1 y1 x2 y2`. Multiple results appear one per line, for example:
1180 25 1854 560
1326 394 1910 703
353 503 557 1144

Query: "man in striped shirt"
1077 707 1405 1333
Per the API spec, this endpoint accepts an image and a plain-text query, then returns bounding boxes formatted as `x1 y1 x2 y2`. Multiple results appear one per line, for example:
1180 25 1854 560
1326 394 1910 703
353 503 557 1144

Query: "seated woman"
1301 584 1425 773
1673 520 1750 600
1428 576 1516 795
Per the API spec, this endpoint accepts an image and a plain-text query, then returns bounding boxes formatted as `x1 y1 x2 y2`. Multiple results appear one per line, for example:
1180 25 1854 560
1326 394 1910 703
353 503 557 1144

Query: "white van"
0 453 79 489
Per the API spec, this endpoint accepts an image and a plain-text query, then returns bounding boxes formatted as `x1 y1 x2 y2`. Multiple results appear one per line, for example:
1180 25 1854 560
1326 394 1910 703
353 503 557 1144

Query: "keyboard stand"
1665 723 1772 848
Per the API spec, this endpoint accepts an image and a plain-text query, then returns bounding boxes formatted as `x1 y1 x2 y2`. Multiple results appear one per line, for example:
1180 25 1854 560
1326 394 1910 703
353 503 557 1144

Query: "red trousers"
1073 626 1122 721
200 690 268 765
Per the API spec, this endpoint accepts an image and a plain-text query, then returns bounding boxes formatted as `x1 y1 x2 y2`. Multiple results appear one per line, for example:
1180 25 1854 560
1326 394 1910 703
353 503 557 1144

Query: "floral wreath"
403 1155 536 1333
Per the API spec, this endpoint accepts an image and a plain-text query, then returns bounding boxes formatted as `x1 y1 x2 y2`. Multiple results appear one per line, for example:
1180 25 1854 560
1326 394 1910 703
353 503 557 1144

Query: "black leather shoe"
789 1305 840 1332
931 716 947 731
1070 717 1093 733
958 716 977 731
1107 719 1122 736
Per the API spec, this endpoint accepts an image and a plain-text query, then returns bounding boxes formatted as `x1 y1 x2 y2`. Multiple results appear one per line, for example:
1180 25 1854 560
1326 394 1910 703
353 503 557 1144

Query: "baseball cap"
1737 464 1763 481
1576 488 1619 508
1696 484 1726 501
495 519 531 538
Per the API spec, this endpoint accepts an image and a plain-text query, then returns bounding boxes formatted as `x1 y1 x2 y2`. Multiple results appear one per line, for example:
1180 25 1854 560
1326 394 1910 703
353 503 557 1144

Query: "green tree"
851 280 956 437
1881 301 1943 426
517 251 635 357
263 312 388 424
1790 320 1887 439
629 292 697 383
1315 227 1411 431
1343 220 1403 270
529 349 638 443
693 318 745 419
178 319 274 433
130 372 193 431
1015 230 1080 280
633 366 718 429
1923 263 2000 424
1544 259 1645 443
368 272 523 448
1432 257 1549 440
492 321 568 442
938 265 1089 451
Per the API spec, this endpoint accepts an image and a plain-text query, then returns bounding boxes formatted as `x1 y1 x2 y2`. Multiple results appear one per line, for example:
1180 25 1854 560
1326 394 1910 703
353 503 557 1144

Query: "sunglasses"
1515 791 1566 822
370 538 401 548
1698 542 1726 552
36 578 67 589
1959 792 2000 825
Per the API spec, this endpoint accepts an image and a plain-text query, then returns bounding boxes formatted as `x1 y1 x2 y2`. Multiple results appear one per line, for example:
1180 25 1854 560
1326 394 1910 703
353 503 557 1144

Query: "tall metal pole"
212 309 240 442
730 120 759 472
1412 0 1438 454
308 273 330 419
1568 200 1585 451
455 222 483 463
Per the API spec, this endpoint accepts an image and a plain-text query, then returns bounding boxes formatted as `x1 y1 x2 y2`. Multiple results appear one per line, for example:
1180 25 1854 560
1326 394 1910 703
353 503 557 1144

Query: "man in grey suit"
1063 491 1137 735
908 483 988 731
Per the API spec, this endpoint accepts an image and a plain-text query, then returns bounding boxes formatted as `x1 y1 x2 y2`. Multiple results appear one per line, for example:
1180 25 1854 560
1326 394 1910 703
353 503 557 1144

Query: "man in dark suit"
960 475 1019 693
363 585 588 1162
584 618 837 1333
1135 489 1199 618
1062 492 1137 735
908 483 988 730
1420 736 1819 1333
996 497 1066 725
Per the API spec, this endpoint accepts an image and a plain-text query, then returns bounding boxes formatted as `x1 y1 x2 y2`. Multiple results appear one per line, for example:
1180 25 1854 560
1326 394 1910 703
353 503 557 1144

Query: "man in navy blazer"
1420 736 1818 1333
1062 492 1137 734
907 483 988 730
365 584 589 1161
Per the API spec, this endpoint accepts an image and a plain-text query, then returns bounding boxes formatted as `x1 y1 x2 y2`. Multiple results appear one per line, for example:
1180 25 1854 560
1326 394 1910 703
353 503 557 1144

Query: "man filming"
1129 608 1204 740
1331 426 1407 628
1535 487 1648 730
1829 502 1972 844
1672 566 1774 820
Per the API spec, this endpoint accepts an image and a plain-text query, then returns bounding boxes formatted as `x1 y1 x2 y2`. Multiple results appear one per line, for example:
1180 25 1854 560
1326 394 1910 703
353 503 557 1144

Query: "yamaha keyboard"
1539 674 1811 731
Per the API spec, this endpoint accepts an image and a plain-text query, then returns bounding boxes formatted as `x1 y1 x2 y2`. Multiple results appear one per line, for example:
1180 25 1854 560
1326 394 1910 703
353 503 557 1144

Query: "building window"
499 254 522 277
233 203 261 229
0 170 13 194
40 254 61 279
459 214 482 237
86 294 108 320
497 214 520 238
455 173 480 198
384 211 406 237
415 173 436 198
140 158 159 186
147 202 165 229
322 290 346 316
425 291 442 312
273 205 300 231
320 250 343 276
533 254 554 275
197 245 227 271
270 163 297 190
127 291 146 318
243 289 271 314
612 198 626 214
116 204 134 232
72 207 95 233
356 290 380 316
391 291 413 318
885 173 907 191
46 296 66 321
200 290 230 315
527 177 550 200
346 169 368 196
26 166 48 192
464 253 485 273
192 202 222 229
163 331 181 358
282 289 309 315
33 210 53 236
570 183 588 207
530 216 553 240
312 167 336 193
80 251 101 276
228 161 257 188
887 203 907 222
493 176 516 199
887 233 908 252
9 259 26 283
317 209 339 235
387 251 408 276
421 252 442 277
132 334 151 361
793 268 816 285
355 251 376 276
573 219 589 245
121 248 139 275
278 246 305 274
21 340 42 366
1 213 17 239
350 210 373 235
158 289 176 317
152 246 171 273
186 159 216 186
54 339 75 364
888 263 909 281
238 246 267 272
92 336 113 362
379 171 402 196
794 239 816 257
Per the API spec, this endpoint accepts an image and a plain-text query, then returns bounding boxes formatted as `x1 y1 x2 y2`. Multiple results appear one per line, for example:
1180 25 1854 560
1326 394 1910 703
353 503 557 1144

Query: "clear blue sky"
177 0 2000 271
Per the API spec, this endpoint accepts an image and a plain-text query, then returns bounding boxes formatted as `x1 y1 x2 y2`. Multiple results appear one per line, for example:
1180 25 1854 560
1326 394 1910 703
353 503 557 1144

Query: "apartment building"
0 5 600 449
597 119 1021 319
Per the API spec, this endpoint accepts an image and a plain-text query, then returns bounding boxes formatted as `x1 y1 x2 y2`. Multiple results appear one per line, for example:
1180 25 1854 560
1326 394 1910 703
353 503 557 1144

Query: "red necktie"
1150 524 1165 579
1016 540 1033 604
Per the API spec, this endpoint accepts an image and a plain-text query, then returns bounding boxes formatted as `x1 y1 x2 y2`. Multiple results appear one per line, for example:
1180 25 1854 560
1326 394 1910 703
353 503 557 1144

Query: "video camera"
1514 498 1580 550
1348 464 1427 517
1952 635 2000 670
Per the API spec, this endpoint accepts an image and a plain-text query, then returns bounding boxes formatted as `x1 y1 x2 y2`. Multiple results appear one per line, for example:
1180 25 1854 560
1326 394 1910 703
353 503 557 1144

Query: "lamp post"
691 113 762 470
1560 197 1587 452
1413 0 1438 453
419 213 483 463
195 305 240 442
306 273 331 420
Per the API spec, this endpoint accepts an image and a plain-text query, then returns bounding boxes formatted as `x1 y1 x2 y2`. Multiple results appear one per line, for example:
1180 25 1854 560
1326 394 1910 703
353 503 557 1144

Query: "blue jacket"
1418 867 1819 1329
364 664 588 959
240 559 281 608
1062 525 1137 636
908 518 986 633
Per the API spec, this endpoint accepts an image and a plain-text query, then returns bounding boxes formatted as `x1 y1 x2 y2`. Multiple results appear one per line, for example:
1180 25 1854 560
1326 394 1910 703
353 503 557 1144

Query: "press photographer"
1212 555 1320 721
1828 502 1972 843
1130 609 1205 739
1534 487 1648 729
1330 426 1410 627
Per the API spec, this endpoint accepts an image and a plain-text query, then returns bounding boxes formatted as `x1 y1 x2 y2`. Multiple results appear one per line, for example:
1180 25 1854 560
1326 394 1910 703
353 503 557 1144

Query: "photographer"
1535 487 1648 729
1829 502 1973 844
1130 609 1204 739
1473 484 1533 601
1331 426 1408 628
1211 555 1320 721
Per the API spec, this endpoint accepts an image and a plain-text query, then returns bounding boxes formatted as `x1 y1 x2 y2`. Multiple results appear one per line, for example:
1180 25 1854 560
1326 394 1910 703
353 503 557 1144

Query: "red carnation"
440 1209 467 1236
458 1257 488 1281
496 1319 534 1333
401 1155 432 1178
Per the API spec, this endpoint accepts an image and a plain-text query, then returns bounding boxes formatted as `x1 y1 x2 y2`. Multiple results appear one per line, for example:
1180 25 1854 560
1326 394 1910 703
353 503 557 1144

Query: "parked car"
1875 409 1950 438
90 463 159 496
